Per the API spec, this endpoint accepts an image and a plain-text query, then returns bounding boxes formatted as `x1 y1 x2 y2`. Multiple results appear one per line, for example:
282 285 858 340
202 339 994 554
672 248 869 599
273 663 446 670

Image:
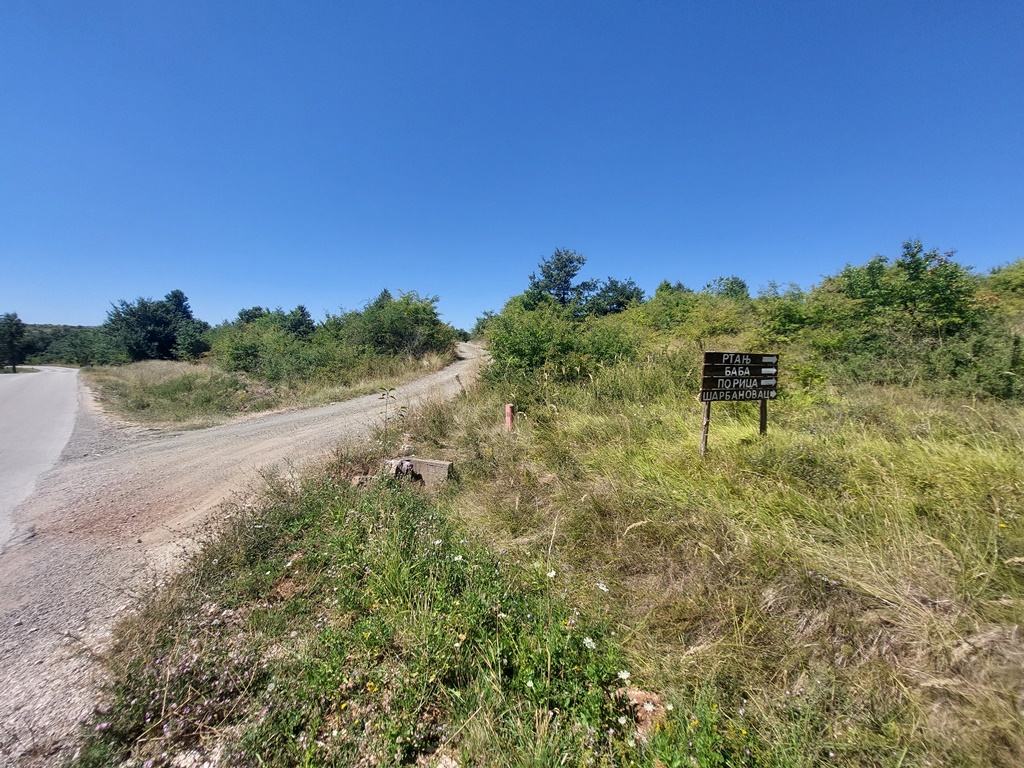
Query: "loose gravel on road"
0 344 484 766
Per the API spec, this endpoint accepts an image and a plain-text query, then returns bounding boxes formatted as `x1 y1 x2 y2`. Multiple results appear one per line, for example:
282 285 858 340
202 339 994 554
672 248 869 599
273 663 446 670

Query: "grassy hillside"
412 360 1024 766
74 362 1024 766
74 248 1024 766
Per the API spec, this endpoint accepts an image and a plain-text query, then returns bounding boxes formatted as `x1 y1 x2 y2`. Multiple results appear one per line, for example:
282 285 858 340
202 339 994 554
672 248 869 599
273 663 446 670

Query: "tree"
236 306 269 325
284 305 315 339
0 312 27 372
819 240 981 343
585 277 645 316
655 280 693 297
356 291 456 357
756 282 808 342
526 249 597 309
104 290 210 362
891 240 979 339
471 311 496 338
704 275 750 300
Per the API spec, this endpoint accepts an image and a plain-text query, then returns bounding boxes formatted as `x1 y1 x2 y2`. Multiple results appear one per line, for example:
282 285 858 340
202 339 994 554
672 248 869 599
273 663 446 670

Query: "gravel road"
0 344 485 766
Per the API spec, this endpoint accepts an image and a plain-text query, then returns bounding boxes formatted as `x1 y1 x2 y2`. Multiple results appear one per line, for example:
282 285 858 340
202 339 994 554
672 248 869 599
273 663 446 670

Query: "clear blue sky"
2 0 1022 331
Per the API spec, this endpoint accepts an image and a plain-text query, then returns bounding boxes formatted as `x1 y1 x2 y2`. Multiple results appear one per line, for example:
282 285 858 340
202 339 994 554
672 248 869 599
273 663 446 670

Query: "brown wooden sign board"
703 352 778 367
702 364 778 376
699 351 779 455
700 388 778 402
701 375 778 390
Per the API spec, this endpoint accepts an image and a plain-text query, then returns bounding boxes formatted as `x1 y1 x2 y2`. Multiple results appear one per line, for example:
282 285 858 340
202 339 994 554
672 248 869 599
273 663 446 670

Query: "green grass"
76 346 1024 766
76 451 684 767
83 353 453 428
84 361 279 427
402 354 1024 767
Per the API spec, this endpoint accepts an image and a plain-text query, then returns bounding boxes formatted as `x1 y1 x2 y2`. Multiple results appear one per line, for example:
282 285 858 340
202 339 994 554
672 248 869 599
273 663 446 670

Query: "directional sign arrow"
703 352 780 367
760 368 777 375
760 378 777 386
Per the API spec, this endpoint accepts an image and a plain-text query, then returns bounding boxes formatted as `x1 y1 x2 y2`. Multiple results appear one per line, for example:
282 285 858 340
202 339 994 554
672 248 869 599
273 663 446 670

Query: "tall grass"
84 361 278 427
405 351 1024 767
77 346 1024 766
84 352 453 428
74 451 654 767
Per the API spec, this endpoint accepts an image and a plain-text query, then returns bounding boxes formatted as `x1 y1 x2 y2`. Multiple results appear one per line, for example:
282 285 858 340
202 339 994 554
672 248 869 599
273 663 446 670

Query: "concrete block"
408 458 452 489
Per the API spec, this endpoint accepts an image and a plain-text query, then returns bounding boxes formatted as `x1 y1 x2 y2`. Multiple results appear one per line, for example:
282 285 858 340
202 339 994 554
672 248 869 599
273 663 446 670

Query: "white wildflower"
547 570 556 578
583 637 596 650
617 670 630 681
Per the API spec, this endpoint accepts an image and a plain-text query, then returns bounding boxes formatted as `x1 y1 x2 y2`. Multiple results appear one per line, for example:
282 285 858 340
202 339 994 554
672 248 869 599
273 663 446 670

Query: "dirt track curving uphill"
0 344 485 766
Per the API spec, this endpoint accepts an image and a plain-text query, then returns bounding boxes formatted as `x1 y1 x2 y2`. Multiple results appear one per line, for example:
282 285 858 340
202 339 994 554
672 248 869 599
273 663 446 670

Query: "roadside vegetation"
83 352 453 429
73 243 1024 766
11 288 461 426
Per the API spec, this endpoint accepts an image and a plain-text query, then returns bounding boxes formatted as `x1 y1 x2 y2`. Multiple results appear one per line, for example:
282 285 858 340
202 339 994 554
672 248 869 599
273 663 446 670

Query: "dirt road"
0 344 485 766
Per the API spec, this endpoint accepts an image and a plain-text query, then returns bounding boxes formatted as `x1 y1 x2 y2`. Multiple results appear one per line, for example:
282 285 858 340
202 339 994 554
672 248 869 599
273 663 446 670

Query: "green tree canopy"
525 249 597 309
816 240 982 343
704 275 750 300
356 291 456 357
104 290 211 362
524 249 642 318
235 306 270 325
585 277 645 316
0 312 27 372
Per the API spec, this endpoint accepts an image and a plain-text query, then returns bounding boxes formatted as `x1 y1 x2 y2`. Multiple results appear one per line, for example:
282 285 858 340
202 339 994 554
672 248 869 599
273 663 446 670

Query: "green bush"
209 292 457 385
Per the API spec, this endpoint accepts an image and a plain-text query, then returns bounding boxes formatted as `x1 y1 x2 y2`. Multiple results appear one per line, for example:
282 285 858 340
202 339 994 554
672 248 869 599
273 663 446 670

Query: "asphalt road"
0 367 79 553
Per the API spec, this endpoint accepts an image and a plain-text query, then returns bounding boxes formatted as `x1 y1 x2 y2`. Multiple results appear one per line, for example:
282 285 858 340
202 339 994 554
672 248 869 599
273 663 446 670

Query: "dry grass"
75 345 1024 765
84 352 455 429
402 354 1024 766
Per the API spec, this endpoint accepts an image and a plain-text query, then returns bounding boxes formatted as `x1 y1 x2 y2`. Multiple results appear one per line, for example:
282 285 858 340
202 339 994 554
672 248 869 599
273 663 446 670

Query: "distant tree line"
10 290 212 368
6 288 459 385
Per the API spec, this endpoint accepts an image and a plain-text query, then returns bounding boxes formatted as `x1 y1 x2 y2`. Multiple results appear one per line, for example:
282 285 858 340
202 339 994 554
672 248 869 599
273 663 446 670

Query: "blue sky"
2 1 1022 331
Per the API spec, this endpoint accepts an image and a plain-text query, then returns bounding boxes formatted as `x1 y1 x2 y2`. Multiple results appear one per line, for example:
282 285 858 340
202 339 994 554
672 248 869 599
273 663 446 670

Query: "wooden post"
700 401 711 456
505 404 514 433
759 399 768 435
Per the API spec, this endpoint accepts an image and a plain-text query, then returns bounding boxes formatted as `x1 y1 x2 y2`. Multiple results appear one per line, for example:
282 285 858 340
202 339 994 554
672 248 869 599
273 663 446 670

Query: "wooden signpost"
699 351 779 455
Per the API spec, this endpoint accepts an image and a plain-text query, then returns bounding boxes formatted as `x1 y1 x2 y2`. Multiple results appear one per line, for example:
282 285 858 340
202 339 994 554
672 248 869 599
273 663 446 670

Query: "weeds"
405 350 1024 767
78 340 1024 766
83 353 452 428
76 450 668 766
